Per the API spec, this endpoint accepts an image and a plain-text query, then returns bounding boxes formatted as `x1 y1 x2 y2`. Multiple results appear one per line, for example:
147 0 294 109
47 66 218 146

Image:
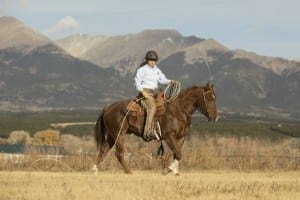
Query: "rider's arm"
157 68 171 85
134 68 144 92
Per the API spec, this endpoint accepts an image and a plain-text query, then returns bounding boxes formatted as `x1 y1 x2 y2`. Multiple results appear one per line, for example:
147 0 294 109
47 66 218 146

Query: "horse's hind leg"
115 135 132 174
93 136 114 173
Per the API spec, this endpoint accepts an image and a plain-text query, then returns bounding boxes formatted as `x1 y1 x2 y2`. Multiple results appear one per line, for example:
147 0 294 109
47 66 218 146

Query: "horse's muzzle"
208 115 219 122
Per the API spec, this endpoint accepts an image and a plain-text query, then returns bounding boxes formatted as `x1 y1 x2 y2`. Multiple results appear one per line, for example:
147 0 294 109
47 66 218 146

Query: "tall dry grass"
0 134 298 172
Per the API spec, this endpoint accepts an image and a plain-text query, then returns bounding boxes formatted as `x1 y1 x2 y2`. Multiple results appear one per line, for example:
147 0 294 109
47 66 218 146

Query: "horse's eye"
204 94 211 101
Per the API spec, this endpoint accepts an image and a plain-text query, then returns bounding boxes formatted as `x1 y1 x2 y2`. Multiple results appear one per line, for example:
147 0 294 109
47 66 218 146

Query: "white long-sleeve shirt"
134 64 171 92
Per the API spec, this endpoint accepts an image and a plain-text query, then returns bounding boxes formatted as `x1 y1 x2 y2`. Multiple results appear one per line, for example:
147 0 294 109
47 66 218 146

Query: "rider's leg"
141 91 156 138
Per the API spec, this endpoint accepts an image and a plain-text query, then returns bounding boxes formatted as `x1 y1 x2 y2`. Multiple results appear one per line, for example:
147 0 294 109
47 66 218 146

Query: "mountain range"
0 16 299 120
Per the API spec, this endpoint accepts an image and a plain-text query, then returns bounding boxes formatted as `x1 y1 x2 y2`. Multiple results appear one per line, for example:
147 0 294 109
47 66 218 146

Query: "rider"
134 50 172 139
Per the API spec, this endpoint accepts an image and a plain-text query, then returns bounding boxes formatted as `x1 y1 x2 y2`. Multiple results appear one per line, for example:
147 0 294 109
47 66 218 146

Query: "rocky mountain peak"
184 39 228 64
231 49 299 75
0 16 51 50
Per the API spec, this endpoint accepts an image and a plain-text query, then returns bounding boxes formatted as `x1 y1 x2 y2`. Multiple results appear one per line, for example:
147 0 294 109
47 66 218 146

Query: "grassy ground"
0 170 299 200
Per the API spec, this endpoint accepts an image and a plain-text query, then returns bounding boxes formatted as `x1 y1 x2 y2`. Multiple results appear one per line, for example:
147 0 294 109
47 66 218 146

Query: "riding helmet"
145 50 158 61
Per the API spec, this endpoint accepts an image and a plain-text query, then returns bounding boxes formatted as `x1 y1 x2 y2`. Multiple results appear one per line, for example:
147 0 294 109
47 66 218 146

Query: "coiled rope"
164 81 181 102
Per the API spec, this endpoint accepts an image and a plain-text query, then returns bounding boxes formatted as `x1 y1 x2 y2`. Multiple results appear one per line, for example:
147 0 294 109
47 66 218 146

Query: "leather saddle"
126 92 166 116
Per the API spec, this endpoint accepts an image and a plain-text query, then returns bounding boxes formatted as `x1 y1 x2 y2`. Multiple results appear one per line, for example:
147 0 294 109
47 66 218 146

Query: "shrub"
33 129 60 146
7 130 31 145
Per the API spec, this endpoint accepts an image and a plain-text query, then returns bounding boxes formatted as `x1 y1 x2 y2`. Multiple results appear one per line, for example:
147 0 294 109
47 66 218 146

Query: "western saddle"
126 92 166 116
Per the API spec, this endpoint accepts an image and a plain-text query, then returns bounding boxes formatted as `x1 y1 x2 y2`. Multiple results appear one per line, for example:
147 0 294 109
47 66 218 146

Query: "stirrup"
144 122 162 141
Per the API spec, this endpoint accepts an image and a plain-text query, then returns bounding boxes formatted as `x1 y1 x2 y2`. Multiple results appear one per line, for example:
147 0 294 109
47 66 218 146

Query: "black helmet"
145 50 158 61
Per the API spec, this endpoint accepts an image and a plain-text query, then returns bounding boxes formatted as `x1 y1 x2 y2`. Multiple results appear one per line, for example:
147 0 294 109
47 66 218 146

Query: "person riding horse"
134 50 173 139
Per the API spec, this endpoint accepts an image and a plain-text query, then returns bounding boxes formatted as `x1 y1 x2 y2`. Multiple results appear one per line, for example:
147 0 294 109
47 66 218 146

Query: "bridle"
196 89 215 120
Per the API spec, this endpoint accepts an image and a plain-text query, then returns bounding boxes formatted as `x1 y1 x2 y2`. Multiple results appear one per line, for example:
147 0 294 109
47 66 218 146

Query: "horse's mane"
177 85 202 99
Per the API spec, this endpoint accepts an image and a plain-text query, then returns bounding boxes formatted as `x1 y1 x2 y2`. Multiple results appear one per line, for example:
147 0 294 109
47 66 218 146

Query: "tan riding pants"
140 89 156 134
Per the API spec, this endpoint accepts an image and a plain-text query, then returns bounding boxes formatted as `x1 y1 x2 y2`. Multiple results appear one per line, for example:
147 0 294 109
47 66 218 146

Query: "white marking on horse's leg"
168 159 179 174
215 116 219 122
92 164 98 175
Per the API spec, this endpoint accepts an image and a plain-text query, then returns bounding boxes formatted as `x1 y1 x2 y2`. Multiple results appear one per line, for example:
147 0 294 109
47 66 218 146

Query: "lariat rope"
164 81 181 102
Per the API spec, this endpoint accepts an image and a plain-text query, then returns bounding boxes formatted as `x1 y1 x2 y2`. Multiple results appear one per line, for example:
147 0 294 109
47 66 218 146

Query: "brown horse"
93 83 218 174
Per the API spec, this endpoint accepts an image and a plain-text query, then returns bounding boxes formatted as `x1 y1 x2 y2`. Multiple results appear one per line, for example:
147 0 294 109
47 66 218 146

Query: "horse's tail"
95 106 107 151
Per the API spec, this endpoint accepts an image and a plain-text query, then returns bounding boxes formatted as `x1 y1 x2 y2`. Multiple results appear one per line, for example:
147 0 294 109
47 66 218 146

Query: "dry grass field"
0 170 299 200
0 130 299 199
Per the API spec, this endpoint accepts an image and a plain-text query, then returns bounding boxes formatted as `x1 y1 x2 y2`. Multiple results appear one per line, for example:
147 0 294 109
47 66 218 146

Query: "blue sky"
1 0 299 60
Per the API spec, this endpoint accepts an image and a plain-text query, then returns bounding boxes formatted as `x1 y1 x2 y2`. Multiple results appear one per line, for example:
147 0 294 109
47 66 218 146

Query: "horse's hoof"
162 168 172 175
174 172 180 176
125 171 132 174
92 164 98 175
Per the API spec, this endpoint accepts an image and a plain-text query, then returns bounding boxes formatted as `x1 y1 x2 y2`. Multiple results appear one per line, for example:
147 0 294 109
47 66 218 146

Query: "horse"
93 83 218 175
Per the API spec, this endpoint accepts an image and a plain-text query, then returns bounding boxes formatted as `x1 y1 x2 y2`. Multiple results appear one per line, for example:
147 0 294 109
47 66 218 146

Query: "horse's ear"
206 82 213 88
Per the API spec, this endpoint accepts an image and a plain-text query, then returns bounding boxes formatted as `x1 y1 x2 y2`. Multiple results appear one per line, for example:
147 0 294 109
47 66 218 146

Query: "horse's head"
196 83 218 122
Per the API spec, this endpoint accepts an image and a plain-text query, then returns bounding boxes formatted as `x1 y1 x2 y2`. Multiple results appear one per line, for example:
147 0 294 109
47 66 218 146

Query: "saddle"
126 92 166 116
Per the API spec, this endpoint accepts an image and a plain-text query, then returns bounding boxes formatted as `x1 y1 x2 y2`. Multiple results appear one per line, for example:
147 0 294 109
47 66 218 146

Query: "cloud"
44 16 79 39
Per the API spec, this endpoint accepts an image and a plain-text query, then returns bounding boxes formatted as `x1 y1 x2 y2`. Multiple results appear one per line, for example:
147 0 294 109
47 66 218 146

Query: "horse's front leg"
164 134 182 175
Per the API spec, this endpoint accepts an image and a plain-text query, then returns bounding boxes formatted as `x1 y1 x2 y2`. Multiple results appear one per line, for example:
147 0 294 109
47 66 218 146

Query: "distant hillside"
0 43 120 111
